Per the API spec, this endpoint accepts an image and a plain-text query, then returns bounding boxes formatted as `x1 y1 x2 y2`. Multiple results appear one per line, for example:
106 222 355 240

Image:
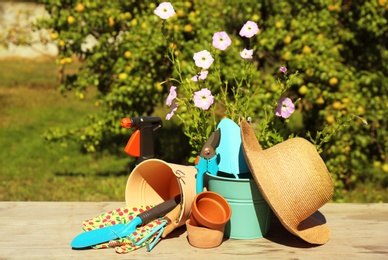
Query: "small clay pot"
190 191 232 230
186 219 224 248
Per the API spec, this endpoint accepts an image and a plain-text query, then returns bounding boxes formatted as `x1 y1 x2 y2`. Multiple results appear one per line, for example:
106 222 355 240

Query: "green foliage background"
34 0 387 201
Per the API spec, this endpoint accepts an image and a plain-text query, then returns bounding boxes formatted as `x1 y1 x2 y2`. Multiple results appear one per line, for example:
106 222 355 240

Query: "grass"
0 58 386 202
0 58 129 201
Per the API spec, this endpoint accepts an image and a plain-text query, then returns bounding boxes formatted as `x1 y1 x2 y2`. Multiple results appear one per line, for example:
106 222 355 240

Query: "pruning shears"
194 129 221 194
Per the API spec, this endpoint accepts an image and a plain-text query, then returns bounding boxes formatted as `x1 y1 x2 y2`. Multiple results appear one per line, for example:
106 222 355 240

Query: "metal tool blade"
199 129 221 159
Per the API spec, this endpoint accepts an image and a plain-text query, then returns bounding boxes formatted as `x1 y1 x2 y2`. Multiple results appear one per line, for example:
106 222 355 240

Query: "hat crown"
256 137 333 221
240 120 333 244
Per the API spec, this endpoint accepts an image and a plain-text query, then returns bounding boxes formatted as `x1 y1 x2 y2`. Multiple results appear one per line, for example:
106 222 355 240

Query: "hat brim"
240 121 332 245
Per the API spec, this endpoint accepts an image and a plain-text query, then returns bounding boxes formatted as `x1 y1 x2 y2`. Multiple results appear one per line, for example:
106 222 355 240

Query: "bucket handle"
173 169 186 224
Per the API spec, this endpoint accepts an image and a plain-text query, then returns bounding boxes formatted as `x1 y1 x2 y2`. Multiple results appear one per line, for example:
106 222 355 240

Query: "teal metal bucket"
206 172 272 239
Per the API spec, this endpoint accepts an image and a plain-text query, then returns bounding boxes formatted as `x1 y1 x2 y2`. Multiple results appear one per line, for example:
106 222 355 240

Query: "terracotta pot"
190 191 232 230
186 219 224 248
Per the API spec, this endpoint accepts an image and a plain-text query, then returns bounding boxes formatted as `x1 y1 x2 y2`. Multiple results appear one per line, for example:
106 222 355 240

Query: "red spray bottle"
120 116 162 164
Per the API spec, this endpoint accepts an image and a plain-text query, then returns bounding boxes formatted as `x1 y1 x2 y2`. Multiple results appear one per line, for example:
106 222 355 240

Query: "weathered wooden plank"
0 202 387 259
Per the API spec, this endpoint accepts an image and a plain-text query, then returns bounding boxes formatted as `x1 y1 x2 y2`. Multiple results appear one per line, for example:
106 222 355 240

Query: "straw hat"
240 120 334 245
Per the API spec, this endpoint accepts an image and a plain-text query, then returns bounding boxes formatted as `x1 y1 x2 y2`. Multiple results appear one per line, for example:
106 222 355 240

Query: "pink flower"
275 97 295 118
166 86 177 106
212 31 232 51
166 102 178 120
154 2 176 20
191 70 208 82
279 66 287 73
240 48 253 59
193 50 214 69
193 88 214 110
239 21 259 38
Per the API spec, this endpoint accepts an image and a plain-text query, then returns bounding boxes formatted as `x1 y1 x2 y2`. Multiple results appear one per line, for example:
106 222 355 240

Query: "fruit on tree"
298 85 308 95
329 77 338 86
67 16 75 24
75 3 85 12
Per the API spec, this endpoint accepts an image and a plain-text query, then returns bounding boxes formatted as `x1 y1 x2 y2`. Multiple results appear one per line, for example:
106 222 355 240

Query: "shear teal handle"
195 157 206 194
195 155 219 194
195 129 221 194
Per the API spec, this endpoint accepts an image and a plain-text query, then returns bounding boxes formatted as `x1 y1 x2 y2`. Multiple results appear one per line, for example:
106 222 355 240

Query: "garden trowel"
71 195 180 248
216 118 250 178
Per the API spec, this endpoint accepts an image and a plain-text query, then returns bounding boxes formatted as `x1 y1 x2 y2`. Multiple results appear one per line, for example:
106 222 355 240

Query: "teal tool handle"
138 195 181 224
195 156 219 194
195 157 206 194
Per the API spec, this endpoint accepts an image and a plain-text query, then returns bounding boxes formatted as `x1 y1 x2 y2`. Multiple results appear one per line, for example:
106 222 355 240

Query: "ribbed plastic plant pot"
206 172 272 239
125 159 197 228
190 191 232 230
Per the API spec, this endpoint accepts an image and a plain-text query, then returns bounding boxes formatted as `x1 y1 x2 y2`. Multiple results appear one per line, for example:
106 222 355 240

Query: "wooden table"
0 202 387 259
